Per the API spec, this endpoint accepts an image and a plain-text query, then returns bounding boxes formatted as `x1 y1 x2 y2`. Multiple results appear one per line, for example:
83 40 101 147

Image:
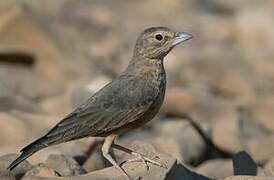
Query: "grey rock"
0 90 44 113
175 163 212 180
71 76 110 109
21 154 177 180
154 118 209 163
0 64 63 102
0 154 32 180
24 163 60 178
233 151 257 176
195 159 233 179
224 176 274 180
44 154 86 177
82 146 106 173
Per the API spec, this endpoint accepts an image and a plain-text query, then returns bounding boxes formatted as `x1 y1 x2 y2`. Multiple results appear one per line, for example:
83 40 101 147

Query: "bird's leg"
111 143 167 170
102 135 131 180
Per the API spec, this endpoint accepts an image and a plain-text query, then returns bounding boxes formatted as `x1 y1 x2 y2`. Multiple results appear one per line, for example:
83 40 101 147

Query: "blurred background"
1 0 274 179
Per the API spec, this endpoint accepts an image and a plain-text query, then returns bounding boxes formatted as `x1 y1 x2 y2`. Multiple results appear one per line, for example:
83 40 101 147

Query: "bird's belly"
113 92 164 135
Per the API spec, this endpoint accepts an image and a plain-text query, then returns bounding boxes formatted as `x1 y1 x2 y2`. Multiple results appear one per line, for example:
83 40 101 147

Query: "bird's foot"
125 152 167 170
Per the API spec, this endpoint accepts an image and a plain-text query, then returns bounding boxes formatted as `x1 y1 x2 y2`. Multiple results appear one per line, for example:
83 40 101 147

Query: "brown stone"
24 163 60 178
0 5 78 86
195 159 233 179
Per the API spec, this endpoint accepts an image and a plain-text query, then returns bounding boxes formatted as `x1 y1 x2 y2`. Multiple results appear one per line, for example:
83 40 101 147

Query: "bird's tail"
7 136 48 171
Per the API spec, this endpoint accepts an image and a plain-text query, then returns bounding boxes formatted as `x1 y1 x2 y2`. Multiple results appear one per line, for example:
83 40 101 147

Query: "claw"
126 152 167 170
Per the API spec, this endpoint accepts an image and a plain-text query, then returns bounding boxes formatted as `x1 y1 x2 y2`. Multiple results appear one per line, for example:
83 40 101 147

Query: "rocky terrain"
1 0 274 179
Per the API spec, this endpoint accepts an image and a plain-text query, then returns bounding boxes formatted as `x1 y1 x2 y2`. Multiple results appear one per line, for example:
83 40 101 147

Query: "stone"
0 113 34 148
0 5 78 85
0 111 59 155
238 107 270 142
153 138 184 163
250 97 274 133
71 154 176 180
28 142 88 168
71 76 110 109
224 176 274 180
24 163 60 178
195 159 233 179
154 118 208 163
39 92 72 118
0 47 35 65
212 113 243 153
0 91 44 113
0 154 32 180
175 163 212 180
190 95 238 125
161 87 203 117
114 140 162 166
0 64 63 102
82 146 106 173
44 154 86 177
264 157 274 176
246 135 274 163
235 5 274 59
21 154 177 180
233 151 257 176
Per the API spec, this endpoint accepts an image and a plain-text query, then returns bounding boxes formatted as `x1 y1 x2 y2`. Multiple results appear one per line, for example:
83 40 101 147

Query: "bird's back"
45 59 166 140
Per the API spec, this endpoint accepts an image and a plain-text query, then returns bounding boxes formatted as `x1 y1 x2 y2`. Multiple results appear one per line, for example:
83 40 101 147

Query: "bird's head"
134 27 193 59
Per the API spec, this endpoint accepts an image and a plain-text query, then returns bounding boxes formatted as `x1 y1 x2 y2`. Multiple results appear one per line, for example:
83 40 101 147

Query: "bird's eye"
155 34 163 41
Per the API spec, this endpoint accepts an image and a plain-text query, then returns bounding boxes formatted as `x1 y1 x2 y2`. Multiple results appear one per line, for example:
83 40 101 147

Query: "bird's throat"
126 57 165 77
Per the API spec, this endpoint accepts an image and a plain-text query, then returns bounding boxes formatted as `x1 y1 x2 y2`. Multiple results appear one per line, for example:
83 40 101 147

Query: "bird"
7 26 192 179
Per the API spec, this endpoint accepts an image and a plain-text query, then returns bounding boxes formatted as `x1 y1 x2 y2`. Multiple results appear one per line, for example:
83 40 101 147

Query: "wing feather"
44 75 158 141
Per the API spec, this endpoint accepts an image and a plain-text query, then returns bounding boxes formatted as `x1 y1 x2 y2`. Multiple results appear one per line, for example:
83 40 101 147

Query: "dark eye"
155 34 163 41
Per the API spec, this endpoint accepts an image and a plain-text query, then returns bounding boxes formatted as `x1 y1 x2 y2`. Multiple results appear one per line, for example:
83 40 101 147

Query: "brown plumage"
8 26 192 179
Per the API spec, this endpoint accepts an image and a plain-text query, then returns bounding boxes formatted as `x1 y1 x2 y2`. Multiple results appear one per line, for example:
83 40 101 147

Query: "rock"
82 146 106 173
44 154 86 177
179 56 255 105
27 142 88 168
246 135 274 163
190 95 238 125
21 154 177 180
39 92 72 118
114 140 162 166
161 86 210 117
195 159 233 179
233 150 269 176
0 64 64 102
238 107 270 143
212 112 243 153
73 137 104 156
211 72 255 105
0 154 32 180
0 0 17 14
0 111 59 156
0 47 35 65
264 157 274 176
71 154 177 180
224 176 274 180
24 163 60 178
71 76 110 109
0 5 78 85
0 173 16 180
250 97 274 133
153 138 184 163
154 118 208 163
233 151 257 176
235 5 274 59
175 163 212 180
0 113 34 148
0 91 44 113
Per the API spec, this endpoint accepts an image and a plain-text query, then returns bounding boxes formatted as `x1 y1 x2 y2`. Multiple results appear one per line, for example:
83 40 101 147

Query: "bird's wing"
8 75 157 171
44 75 158 142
